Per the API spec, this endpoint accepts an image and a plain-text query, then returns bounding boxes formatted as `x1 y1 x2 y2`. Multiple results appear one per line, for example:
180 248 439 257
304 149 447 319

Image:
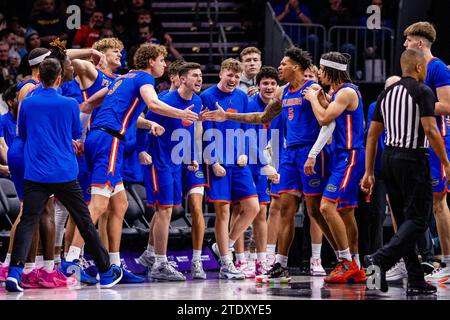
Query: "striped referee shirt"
372 76 435 150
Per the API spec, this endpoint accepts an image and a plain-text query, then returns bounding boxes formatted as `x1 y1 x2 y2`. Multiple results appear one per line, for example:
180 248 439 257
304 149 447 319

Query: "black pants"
373 148 431 282
10 180 110 273
368 175 387 253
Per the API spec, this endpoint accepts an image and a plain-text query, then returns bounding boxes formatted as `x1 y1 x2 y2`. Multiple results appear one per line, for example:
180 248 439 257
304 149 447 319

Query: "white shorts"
91 183 125 198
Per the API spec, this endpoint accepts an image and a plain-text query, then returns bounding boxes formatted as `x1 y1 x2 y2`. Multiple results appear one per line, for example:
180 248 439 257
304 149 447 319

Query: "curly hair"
284 47 311 71
134 43 167 70
320 51 352 85
256 66 279 85
92 37 124 53
45 38 68 74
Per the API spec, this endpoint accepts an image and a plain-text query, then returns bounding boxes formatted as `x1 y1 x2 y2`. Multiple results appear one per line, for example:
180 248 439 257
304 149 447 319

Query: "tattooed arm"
203 85 285 124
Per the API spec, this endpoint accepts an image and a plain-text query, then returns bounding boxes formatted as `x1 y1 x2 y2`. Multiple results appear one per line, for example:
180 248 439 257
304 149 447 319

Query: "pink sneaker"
234 260 255 278
20 269 41 288
255 259 271 276
39 267 77 288
0 265 8 282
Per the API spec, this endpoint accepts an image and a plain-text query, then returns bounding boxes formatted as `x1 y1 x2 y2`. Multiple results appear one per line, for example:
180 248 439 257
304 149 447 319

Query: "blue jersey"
91 70 155 136
82 68 117 123
425 57 450 137
122 124 144 183
331 83 365 151
61 79 83 104
1 112 17 147
281 81 320 147
147 90 202 171
158 89 170 98
18 88 82 183
17 79 38 91
201 85 249 165
367 101 385 175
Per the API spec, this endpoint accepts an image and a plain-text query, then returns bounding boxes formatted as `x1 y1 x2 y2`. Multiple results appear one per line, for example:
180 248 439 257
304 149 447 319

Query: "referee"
361 49 450 295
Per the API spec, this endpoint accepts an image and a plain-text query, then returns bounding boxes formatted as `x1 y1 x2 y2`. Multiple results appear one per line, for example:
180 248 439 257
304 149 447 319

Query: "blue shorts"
278 145 328 197
206 164 257 203
84 130 124 191
77 155 91 202
182 164 208 195
249 165 270 204
7 139 24 200
429 136 450 193
322 149 365 211
270 181 283 198
144 165 182 207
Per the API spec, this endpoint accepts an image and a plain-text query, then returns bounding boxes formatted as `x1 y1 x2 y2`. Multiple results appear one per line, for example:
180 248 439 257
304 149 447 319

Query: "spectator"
138 23 161 45
30 0 68 47
318 0 353 29
0 42 17 93
80 0 98 25
0 28 20 63
18 29 41 77
72 11 105 48
7 17 25 48
272 0 313 24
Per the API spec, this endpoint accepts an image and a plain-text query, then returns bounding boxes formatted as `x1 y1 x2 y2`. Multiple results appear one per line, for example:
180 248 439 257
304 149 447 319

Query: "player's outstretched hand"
150 121 165 136
139 151 153 165
182 104 199 123
303 87 319 102
187 160 199 172
203 102 226 122
360 173 375 195
303 157 316 176
212 163 226 177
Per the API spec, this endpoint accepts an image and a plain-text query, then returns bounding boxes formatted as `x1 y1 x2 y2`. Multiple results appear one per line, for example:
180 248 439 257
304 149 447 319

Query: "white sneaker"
211 243 233 264
425 266 450 283
219 262 245 280
310 258 326 276
191 260 207 280
386 260 407 281
149 261 186 281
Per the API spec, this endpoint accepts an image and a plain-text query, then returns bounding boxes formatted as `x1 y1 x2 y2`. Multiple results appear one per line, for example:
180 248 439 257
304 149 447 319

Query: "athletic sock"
43 260 54 272
35 255 44 268
236 253 246 262
266 244 276 254
228 238 235 249
66 246 81 262
24 263 35 274
311 243 322 260
221 255 232 266
338 248 352 262
109 252 121 266
275 254 288 268
54 254 61 265
352 253 361 269
146 244 155 256
3 253 11 266
256 252 266 262
192 249 202 262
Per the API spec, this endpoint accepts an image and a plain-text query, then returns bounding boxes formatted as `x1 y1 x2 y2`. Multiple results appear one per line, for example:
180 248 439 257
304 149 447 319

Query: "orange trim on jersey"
320 151 325 178
153 201 180 208
91 182 114 191
231 194 258 204
97 68 117 79
340 150 356 190
207 197 231 204
279 189 302 194
206 165 210 188
337 205 357 212
270 193 281 198
346 114 353 149
288 80 309 93
303 192 323 197
82 91 89 101
441 116 447 137
119 97 140 135
107 137 120 174
259 201 271 205
322 196 338 203
187 183 208 191
151 165 159 193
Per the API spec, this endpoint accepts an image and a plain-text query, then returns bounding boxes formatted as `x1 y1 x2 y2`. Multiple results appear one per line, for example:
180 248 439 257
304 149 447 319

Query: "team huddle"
0 21 449 294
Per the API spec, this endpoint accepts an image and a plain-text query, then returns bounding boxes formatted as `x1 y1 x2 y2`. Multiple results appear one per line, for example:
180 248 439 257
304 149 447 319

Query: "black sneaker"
421 261 435 275
364 255 388 293
407 281 437 296
265 263 291 284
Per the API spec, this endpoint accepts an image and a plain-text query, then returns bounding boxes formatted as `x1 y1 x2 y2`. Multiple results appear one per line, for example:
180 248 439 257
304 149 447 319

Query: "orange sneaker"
348 268 367 283
324 259 359 283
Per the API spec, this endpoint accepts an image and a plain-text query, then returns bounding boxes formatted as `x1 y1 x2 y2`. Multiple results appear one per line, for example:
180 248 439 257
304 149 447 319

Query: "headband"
28 51 51 67
320 58 347 71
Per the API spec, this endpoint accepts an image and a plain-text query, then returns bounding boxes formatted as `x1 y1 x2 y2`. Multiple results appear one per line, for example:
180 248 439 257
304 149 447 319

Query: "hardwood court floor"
0 273 447 300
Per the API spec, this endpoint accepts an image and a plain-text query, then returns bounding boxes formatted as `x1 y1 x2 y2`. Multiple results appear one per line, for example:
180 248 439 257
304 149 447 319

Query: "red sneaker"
324 259 359 283
20 269 41 288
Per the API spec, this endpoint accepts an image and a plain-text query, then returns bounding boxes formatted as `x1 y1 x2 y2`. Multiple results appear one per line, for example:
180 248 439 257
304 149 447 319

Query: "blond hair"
92 37 124 53
404 22 436 45
220 58 242 73
134 44 167 70
307 64 319 77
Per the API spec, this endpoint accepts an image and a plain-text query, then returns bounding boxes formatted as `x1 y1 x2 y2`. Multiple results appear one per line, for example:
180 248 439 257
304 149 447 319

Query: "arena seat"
126 183 155 227
0 178 20 228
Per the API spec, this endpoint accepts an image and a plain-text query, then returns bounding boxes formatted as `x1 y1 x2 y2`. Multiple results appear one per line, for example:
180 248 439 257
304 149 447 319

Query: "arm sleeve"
72 102 82 140
18 101 27 141
419 85 437 117
308 121 336 158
